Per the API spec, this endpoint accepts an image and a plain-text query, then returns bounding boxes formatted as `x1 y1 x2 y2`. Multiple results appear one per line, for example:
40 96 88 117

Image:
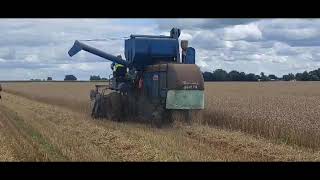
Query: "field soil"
0 82 320 161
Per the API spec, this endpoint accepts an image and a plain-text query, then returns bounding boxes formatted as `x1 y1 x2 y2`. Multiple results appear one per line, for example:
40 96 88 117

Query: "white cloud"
191 30 226 49
1 18 320 80
156 19 259 30
223 23 262 41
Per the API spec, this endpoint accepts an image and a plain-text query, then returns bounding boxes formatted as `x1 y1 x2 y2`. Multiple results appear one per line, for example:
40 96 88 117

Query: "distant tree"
255 75 261 81
309 70 317 76
260 72 269 81
227 70 241 81
309 70 320 81
203 72 213 81
212 69 228 81
101 78 108 81
268 74 278 80
301 71 310 81
284 69 320 81
47 77 52 81
315 68 320 77
64 75 77 81
200 67 320 82
295 73 303 81
311 74 320 81
246 73 258 81
239 72 246 81
90 75 101 81
288 73 295 81
282 74 291 81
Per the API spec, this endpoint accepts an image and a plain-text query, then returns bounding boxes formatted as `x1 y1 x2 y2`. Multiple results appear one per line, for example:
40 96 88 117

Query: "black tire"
91 94 109 119
120 94 130 121
151 106 165 128
108 92 122 122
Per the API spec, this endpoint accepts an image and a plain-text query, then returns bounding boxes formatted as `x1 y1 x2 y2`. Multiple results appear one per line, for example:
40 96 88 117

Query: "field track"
0 91 319 161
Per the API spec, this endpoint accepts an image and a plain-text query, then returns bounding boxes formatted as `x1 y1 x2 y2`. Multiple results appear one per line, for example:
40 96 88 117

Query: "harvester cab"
68 27 204 126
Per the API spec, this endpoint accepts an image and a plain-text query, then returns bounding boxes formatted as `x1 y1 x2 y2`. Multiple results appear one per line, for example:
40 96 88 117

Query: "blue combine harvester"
68 28 204 127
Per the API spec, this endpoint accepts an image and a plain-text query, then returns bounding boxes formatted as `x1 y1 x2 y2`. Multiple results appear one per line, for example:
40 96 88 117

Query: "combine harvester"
68 28 204 127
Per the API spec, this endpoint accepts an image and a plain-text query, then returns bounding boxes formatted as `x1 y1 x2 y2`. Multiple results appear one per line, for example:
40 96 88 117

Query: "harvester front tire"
91 95 101 119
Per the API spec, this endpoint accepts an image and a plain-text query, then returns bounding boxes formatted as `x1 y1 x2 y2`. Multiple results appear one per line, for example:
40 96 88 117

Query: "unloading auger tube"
68 40 130 67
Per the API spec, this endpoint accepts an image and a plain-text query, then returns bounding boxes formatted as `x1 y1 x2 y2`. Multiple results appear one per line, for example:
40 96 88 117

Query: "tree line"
282 68 320 81
31 68 320 82
30 75 108 81
202 69 278 81
203 68 320 81
64 75 108 81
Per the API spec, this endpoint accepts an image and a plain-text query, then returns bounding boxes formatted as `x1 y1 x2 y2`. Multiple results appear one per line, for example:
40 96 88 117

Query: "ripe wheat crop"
200 81 320 150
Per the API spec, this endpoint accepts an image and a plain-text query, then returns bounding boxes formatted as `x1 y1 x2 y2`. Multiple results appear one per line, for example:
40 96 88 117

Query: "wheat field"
1 81 320 161
199 82 320 150
4 81 320 149
2 82 109 114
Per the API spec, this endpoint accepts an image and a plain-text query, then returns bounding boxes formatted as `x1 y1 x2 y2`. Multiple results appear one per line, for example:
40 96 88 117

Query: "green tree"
311 74 320 81
295 73 303 81
239 72 246 81
213 69 228 81
309 70 320 81
203 72 213 81
260 72 269 81
90 75 101 81
301 71 310 81
288 73 295 80
268 74 278 80
282 73 294 81
227 70 241 81
64 75 77 81
246 73 258 81
282 75 290 81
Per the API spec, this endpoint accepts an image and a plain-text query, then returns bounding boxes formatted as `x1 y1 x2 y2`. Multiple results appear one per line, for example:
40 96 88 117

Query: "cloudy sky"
1 18 320 80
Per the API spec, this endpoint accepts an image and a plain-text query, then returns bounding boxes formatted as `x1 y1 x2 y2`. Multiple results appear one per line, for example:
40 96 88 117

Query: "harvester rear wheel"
107 92 123 122
151 106 169 128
